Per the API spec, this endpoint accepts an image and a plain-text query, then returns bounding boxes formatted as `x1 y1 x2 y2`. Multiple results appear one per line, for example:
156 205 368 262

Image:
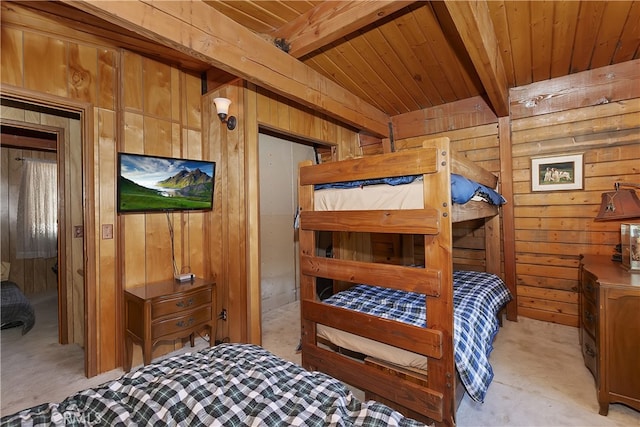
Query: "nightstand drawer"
152 306 212 339
152 289 212 319
582 297 597 337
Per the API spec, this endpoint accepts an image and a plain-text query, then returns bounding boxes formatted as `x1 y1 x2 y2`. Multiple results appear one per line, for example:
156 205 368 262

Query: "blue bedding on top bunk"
314 174 506 206
320 270 512 403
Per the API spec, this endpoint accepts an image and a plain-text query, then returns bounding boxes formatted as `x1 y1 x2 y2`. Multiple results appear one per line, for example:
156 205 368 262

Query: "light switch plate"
102 224 113 239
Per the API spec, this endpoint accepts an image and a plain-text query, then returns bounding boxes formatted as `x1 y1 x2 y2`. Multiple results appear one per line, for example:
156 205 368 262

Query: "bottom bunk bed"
316 270 511 404
1 343 426 426
297 137 510 426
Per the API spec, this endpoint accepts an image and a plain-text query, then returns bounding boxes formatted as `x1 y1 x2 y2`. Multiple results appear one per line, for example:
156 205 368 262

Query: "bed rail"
299 145 440 185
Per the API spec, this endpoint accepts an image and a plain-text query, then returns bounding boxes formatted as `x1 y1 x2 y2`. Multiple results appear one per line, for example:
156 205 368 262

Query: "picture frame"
531 153 583 192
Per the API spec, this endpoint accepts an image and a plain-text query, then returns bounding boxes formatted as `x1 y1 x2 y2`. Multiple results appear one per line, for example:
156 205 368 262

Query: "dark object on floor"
1 281 36 335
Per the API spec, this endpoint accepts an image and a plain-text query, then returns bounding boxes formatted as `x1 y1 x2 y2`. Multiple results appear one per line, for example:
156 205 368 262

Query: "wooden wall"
390 62 640 328
1 3 211 375
508 60 640 327
393 60 640 326
119 52 209 365
205 81 360 345
392 96 503 271
1 9 119 374
1 8 115 375
2 2 349 371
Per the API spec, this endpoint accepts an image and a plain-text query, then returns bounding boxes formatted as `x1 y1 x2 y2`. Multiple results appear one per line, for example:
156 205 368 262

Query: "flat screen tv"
117 152 215 213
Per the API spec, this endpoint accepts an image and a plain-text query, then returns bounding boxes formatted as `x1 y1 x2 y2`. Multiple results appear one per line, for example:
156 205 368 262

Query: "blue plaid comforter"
321 270 512 403
1 344 425 427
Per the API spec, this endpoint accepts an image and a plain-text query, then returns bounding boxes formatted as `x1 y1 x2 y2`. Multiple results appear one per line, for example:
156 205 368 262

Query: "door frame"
1 84 98 377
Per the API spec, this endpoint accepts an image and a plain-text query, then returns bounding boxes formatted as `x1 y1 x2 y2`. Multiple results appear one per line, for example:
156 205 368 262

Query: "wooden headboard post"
421 137 456 426
298 159 318 370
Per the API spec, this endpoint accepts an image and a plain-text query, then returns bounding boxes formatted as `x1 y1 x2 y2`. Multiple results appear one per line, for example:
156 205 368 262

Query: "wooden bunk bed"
297 136 511 426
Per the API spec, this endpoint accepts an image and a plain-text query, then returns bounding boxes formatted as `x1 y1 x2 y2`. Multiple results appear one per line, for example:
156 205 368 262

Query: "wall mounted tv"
117 152 215 213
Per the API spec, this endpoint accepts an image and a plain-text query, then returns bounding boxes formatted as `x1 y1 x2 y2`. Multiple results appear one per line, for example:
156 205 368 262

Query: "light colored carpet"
261 301 640 427
2 295 639 426
0 291 208 416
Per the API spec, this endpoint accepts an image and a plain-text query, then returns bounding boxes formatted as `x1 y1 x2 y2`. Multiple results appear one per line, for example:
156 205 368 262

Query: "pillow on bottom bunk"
1 343 426 427
318 270 512 403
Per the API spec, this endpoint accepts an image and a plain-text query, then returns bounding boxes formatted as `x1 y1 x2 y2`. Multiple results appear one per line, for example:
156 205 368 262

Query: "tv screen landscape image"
117 153 215 213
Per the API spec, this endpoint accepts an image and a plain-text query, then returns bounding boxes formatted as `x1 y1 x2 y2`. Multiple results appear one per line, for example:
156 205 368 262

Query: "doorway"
1 124 70 339
258 132 316 317
1 97 86 359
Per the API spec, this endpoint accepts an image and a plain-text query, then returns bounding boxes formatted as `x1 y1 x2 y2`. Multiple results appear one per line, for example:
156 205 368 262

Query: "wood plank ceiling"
8 1 640 132
204 0 639 118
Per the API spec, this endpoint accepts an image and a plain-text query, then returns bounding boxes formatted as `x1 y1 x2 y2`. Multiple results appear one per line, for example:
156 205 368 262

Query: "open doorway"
1 98 85 356
258 131 316 316
1 124 69 341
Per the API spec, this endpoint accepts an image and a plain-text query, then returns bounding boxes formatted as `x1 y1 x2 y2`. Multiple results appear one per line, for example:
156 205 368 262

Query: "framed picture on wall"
531 153 583 191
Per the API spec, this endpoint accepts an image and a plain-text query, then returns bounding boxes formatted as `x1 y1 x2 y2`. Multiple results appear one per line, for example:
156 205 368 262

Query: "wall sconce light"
213 97 237 130
594 182 640 221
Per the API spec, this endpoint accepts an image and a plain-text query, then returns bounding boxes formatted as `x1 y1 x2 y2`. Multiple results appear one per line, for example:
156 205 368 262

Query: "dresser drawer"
581 271 598 303
152 288 212 319
152 306 212 339
581 296 598 337
582 331 598 379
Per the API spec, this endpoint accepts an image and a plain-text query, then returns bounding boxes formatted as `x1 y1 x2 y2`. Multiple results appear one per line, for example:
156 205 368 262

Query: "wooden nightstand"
123 278 216 372
578 255 640 415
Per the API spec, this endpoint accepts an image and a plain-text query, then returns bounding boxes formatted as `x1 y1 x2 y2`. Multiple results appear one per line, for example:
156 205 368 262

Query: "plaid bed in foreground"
1 343 425 427
321 270 512 403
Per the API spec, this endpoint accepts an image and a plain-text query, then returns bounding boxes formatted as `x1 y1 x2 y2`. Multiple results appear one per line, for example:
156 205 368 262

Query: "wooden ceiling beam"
271 1 414 58
62 0 390 137
443 1 510 117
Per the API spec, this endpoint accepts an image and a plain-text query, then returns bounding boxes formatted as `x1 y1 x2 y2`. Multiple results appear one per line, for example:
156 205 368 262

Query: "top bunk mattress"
314 174 506 211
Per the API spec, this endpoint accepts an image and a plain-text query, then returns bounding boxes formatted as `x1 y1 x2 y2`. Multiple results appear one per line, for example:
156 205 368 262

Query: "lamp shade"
213 97 231 116
594 189 640 221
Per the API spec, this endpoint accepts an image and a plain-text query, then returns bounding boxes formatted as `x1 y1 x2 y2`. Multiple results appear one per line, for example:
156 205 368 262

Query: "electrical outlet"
220 309 227 321
102 224 113 239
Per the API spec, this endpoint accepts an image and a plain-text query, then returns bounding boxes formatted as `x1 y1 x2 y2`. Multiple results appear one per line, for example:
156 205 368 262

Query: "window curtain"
16 158 58 259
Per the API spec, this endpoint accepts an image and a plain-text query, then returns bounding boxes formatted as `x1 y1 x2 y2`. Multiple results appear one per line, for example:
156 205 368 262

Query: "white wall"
258 133 315 314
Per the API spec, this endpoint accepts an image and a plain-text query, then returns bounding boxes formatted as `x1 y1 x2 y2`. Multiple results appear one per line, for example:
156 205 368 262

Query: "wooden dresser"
123 278 216 372
578 254 640 415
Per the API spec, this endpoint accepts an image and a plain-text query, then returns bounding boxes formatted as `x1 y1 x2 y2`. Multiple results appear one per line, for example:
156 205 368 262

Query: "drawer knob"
585 343 596 358
176 298 194 308
584 311 595 324
176 318 195 328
